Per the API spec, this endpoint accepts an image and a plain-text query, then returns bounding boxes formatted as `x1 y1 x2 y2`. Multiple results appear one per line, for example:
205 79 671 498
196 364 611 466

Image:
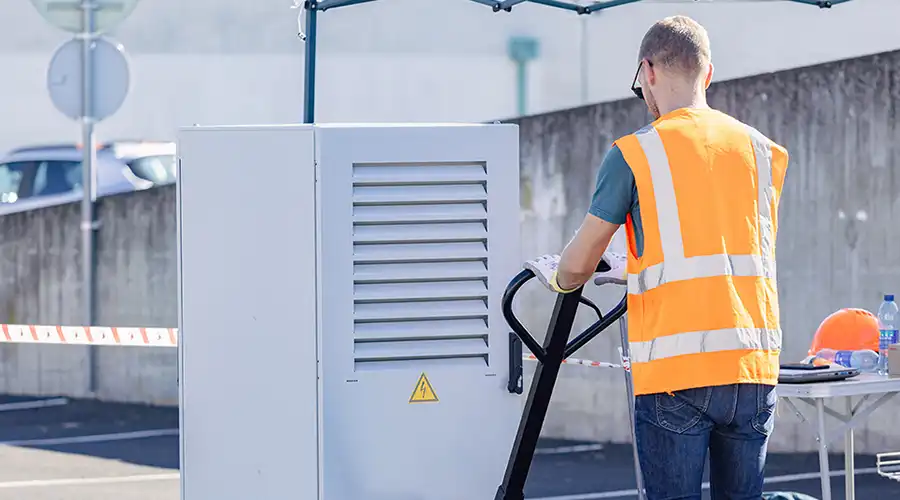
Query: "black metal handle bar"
501 266 627 363
496 261 628 500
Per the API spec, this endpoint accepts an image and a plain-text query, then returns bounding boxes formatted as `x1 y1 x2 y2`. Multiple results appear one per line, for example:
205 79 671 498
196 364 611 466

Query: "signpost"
29 0 138 33
30 0 139 394
47 37 130 122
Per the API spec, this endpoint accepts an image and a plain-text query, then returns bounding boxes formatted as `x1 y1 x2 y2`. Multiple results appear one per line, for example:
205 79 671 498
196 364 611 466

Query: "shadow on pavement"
525 439 900 500
0 394 179 470
2 395 899 499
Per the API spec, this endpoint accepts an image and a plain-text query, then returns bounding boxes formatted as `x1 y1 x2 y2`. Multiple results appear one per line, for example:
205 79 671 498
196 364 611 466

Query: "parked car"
0 140 176 215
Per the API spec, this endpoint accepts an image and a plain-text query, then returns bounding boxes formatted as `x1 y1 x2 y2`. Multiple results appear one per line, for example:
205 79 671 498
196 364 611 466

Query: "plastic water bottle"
877 294 899 374
813 348 879 372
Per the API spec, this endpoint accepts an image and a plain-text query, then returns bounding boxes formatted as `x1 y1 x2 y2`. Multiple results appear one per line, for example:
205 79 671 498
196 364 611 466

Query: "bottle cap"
886 294 895 301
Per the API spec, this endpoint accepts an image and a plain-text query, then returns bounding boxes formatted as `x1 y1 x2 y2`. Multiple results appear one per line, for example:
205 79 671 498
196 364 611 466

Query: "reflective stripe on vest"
630 327 783 364
627 124 781 363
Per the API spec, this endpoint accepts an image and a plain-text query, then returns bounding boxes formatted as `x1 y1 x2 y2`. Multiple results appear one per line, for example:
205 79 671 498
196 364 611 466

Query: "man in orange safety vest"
524 15 788 500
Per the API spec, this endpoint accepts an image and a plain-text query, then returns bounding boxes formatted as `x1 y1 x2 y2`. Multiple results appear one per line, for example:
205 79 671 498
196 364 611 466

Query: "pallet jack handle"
496 260 646 500
501 267 614 363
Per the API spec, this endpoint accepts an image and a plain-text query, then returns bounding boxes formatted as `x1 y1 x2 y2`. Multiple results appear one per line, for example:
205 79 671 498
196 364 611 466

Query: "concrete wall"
512 48 900 454
0 187 178 405
1 48 899 453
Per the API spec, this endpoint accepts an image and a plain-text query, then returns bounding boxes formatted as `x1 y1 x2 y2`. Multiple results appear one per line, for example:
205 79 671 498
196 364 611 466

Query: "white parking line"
528 467 880 499
535 444 605 455
762 467 878 484
0 428 179 447
0 473 179 489
0 398 68 412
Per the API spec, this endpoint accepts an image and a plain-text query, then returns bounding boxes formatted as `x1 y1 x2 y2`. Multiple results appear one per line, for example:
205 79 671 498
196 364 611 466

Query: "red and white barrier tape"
0 325 630 372
0 325 178 347
522 354 621 369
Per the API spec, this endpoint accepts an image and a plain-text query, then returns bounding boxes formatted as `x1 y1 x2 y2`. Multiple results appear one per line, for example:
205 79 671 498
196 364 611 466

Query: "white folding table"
777 374 900 500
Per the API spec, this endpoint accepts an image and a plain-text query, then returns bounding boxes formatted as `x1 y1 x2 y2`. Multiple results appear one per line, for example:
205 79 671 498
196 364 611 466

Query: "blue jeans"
634 383 777 500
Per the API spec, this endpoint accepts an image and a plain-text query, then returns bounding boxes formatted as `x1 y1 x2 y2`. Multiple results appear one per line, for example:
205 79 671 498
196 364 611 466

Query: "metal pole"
815 398 832 500
844 396 855 499
515 61 527 116
578 6 588 104
618 317 646 500
302 1 318 124
81 0 98 394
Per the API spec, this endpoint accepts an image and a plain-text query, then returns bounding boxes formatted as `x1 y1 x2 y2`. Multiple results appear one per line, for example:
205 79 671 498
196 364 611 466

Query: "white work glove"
523 251 627 294
593 251 627 286
523 254 576 294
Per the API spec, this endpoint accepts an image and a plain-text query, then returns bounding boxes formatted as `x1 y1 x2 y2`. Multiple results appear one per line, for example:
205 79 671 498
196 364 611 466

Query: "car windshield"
0 160 82 202
126 155 176 184
0 161 28 203
32 160 82 196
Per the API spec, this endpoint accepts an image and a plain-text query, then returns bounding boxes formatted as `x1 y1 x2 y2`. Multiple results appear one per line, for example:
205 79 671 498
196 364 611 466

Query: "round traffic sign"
29 0 140 34
47 37 130 122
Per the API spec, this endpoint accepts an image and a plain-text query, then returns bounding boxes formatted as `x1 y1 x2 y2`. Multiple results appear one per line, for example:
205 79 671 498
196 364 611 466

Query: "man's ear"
645 59 658 86
704 62 714 89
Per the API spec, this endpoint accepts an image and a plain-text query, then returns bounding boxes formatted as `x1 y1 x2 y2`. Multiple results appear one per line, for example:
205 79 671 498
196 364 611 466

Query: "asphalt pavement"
0 395 897 500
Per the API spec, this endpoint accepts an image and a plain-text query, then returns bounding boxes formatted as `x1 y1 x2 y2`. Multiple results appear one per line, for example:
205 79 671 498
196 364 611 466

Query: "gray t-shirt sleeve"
588 144 637 225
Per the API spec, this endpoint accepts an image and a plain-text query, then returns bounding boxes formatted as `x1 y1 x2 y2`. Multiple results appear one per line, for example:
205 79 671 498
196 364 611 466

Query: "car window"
32 160 82 197
0 161 31 203
127 155 176 184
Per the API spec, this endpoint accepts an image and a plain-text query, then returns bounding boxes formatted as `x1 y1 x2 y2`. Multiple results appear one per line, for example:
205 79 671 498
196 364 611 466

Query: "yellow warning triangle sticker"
409 372 439 403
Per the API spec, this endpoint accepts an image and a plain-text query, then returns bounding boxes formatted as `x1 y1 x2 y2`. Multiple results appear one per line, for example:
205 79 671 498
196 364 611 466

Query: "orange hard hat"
808 308 881 355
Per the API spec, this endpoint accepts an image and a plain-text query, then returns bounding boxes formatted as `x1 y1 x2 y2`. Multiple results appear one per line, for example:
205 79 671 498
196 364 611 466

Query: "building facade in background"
0 0 898 153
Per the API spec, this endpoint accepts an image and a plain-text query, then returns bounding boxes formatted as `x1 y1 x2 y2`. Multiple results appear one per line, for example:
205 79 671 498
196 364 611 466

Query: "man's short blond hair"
638 15 711 79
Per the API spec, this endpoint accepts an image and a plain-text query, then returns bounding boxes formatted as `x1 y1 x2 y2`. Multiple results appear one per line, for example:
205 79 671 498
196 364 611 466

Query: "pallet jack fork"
495 261 647 500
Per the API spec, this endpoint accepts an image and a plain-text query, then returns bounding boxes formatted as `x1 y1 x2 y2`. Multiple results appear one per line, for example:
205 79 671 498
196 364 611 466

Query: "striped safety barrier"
522 354 621 369
0 324 628 371
0 324 178 347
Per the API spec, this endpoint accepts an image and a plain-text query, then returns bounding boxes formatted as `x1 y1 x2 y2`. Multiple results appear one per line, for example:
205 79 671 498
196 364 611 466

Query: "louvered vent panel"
352 162 490 371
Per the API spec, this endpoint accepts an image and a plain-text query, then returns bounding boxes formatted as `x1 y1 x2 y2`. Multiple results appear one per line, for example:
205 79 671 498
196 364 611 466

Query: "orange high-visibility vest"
614 108 788 396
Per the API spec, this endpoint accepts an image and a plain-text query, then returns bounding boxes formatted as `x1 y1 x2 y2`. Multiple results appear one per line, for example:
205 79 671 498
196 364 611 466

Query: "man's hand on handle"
524 252 627 293
593 251 627 286
523 254 572 293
